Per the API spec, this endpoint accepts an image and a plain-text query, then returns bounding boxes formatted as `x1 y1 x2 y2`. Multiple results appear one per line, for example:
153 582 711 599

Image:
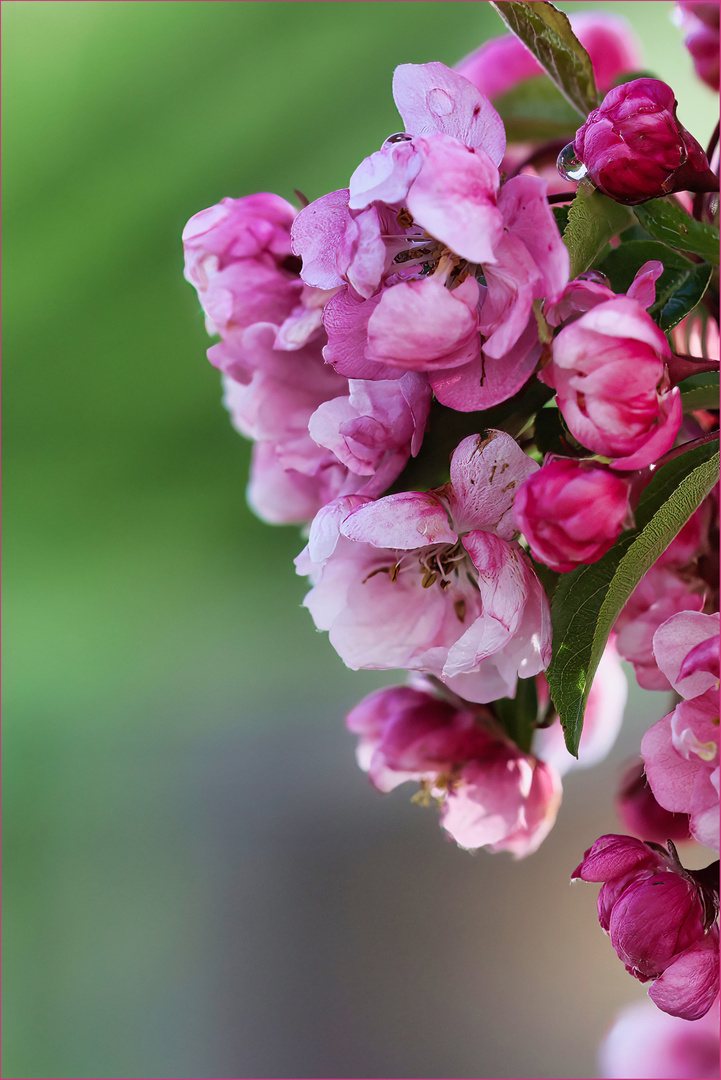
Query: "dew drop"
557 143 588 182
384 132 413 146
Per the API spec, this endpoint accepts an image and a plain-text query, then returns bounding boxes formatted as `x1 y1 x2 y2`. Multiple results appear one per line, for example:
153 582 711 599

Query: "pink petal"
340 492 457 550
653 611 720 699
480 232 539 359
407 135 503 265
448 430 538 537
339 206 388 300
393 62 506 165
498 174 570 303
322 288 402 380
291 189 351 290
430 315 542 412
627 260 664 309
367 275 481 370
648 929 720 1020
348 140 422 211
609 387 683 471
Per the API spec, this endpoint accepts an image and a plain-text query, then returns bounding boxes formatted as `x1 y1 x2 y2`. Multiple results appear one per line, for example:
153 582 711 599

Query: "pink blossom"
614 566 706 691
533 640 627 777
573 79 718 204
658 496 714 571
346 678 562 857
541 297 683 470
643 690 719 854
616 759 692 846
641 611 720 850
599 999 720 1079
296 431 551 704
291 63 568 409
183 194 303 337
219 326 430 524
573 834 719 1019
308 372 431 499
514 458 632 572
674 2 720 91
456 12 642 101
653 611 720 699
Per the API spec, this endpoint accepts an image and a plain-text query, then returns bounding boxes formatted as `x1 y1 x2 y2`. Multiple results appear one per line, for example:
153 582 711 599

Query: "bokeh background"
4 3 718 1077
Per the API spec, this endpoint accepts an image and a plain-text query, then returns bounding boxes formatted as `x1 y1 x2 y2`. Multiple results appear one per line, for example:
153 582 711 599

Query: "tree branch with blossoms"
182 1 719 1070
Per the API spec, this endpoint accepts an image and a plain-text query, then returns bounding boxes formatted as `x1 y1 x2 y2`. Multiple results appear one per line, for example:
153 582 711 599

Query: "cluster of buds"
573 835 719 1021
183 1 719 1046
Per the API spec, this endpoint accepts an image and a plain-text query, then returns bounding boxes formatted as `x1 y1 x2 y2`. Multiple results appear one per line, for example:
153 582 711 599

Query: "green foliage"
495 675 538 753
546 441 720 756
552 205 570 233
655 263 714 332
680 382 720 412
493 75 581 141
597 239 691 293
634 199 720 266
533 405 571 457
596 240 713 331
563 184 634 278
490 1 598 117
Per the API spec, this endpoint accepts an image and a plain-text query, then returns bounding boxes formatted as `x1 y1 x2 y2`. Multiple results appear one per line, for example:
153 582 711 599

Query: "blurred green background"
4 3 717 1077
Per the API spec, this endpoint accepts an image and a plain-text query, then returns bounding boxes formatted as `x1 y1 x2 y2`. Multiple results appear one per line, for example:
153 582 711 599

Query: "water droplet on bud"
384 132 413 146
557 143 588 182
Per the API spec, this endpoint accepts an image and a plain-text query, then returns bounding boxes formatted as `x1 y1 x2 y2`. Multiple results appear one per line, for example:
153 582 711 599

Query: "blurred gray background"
4 2 717 1077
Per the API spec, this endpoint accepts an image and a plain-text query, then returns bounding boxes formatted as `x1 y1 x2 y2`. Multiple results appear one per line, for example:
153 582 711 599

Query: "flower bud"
572 79 718 204
514 458 631 572
541 297 682 471
573 834 720 1019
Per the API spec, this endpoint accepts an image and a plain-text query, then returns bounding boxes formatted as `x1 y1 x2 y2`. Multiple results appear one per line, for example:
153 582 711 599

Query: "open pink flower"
615 566 707 691
291 63 568 410
642 611 720 850
541 297 683 470
573 834 719 1020
346 677 562 857
296 430 551 704
183 193 303 338
219 326 431 524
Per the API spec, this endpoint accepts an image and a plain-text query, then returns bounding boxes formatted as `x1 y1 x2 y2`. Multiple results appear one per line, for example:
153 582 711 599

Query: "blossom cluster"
184 1 719 1059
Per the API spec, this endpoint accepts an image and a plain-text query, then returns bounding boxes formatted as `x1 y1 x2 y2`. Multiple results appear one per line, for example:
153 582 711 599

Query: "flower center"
388 207 475 286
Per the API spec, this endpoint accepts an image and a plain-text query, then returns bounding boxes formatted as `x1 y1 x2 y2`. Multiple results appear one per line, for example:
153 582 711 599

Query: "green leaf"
634 199 720 267
680 384 720 411
493 75 581 141
546 440 720 756
534 404 571 456
552 205 570 233
490 1 598 117
655 262 714 332
495 676 539 753
596 240 692 294
596 241 713 332
563 184 635 279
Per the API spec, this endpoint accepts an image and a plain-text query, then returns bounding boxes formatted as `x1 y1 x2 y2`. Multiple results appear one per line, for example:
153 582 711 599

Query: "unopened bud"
571 78 718 204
